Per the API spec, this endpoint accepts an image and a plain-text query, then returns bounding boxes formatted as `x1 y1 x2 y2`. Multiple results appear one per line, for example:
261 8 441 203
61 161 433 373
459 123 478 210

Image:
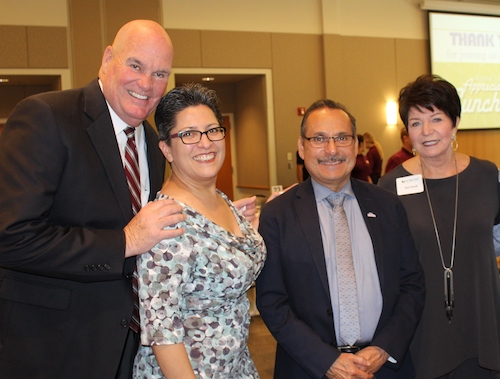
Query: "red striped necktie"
124 126 141 333
124 127 141 216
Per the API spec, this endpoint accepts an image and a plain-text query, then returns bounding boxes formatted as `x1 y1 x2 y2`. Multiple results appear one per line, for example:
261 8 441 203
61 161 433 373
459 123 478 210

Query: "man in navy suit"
0 20 188 379
256 100 425 379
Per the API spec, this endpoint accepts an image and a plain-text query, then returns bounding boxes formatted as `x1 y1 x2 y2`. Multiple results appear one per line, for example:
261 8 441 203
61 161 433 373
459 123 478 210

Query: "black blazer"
256 178 425 379
0 80 165 378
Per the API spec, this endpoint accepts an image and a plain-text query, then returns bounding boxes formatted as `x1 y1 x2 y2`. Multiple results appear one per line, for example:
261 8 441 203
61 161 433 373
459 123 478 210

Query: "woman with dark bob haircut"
133 83 266 379
398 74 461 130
380 74 500 379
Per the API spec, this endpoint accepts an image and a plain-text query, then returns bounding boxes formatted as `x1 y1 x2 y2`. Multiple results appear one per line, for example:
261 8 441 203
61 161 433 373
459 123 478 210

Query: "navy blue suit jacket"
256 178 425 379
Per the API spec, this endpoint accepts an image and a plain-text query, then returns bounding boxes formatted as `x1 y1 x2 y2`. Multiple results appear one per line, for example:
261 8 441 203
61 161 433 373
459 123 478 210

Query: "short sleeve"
137 232 195 346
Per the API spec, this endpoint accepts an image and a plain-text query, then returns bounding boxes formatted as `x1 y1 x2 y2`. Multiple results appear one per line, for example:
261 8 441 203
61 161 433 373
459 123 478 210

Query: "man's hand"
355 346 390 374
124 199 186 257
234 184 300 230
234 196 258 228
326 353 373 379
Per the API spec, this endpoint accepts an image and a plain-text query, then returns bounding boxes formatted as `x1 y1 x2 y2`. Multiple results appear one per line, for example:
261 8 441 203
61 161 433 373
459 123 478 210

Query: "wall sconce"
386 101 398 126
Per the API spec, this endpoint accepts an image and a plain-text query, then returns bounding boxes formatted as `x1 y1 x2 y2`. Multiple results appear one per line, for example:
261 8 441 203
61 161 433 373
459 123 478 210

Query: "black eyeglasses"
168 126 226 145
304 134 355 148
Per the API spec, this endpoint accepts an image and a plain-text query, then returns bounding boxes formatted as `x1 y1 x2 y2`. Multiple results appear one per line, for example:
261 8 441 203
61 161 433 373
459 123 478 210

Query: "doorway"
171 68 277 201
216 115 234 200
0 69 72 127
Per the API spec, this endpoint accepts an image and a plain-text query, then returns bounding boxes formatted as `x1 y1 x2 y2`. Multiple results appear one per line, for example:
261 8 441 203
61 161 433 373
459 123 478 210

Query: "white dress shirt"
98 79 151 207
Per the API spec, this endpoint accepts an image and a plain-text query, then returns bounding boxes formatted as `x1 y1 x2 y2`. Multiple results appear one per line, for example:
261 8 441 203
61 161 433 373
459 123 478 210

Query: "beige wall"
270 33 326 185
162 0 427 39
324 35 431 166
68 0 161 88
0 0 67 26
0 25 68 68
1 0 500 192
0 25 68 119
234 76 269 191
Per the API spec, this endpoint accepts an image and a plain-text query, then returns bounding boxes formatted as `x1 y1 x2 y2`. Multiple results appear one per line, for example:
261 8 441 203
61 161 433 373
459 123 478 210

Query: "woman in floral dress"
133 83 266 379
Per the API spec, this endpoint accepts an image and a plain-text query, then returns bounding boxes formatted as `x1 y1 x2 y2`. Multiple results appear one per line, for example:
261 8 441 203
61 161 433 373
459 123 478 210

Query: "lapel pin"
367 212 377 218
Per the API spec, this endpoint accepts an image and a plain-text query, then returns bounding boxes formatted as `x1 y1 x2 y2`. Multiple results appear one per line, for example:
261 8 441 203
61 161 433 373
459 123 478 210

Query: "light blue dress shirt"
312 179 383 346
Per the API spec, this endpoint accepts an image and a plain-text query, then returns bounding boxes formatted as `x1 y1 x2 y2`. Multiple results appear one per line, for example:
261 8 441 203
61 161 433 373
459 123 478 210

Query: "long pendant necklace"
421 157 459 323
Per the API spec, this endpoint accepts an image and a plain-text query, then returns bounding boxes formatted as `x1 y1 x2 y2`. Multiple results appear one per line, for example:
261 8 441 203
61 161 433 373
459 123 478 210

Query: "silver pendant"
444 268 454 322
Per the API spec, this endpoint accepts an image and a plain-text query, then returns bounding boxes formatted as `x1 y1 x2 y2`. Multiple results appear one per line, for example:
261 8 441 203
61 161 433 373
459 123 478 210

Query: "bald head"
99 20 174 126
112 20 172 57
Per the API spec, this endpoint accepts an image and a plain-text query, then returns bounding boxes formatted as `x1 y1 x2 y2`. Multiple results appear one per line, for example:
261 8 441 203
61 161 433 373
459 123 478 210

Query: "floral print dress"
133 191 266 379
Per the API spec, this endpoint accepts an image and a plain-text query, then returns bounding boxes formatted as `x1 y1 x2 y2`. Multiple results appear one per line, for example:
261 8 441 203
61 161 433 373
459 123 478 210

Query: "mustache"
317 155 346 164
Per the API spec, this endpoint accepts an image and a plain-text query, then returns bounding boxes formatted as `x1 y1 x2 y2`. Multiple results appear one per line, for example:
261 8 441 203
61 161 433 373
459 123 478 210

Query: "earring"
412 148 417 156
451 135 458 151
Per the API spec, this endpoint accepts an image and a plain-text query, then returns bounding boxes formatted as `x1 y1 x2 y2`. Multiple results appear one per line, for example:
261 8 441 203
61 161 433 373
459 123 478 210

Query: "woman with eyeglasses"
133 83 266 379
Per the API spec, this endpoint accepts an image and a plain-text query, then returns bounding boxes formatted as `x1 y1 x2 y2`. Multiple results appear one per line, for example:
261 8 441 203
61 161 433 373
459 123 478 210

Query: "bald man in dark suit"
0 20 185 379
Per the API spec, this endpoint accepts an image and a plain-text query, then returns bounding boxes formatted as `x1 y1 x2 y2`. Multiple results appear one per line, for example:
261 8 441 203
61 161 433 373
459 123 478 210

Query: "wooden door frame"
225 113 237 199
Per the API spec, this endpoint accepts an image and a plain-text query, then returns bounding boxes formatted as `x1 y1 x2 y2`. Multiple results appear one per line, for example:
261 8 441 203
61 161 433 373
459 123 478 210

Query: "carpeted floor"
248 315 276 379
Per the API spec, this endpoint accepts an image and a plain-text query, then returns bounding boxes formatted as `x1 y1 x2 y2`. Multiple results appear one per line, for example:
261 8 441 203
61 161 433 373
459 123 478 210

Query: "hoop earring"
451 135 458 151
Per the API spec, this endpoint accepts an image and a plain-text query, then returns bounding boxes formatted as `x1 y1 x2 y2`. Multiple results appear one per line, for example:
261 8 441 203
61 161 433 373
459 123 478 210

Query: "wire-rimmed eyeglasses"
304 134 355 148
168 126 226 145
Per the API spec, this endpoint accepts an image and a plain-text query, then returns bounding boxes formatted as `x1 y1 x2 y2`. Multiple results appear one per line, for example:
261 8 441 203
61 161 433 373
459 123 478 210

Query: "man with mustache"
256 100 425 379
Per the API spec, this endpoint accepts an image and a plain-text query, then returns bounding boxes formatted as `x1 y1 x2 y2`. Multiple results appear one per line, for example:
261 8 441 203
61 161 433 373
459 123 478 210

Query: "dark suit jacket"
0 80 165 378
256 178 425 379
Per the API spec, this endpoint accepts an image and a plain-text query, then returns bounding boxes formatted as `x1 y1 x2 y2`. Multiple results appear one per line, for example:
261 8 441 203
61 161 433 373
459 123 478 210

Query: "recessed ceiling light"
0 79 9 83
202 77 215 82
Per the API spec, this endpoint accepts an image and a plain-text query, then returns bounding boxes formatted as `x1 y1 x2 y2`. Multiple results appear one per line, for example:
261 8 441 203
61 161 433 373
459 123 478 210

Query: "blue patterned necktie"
327 192 360 346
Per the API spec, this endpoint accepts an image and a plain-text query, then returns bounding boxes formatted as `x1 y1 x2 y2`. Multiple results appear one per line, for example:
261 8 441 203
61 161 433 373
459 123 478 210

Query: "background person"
256 99 425 379
379 74 500 378
297 151 310 182
133 83 266 379
363 132 384 184
351 134 372 182
384 127 413 174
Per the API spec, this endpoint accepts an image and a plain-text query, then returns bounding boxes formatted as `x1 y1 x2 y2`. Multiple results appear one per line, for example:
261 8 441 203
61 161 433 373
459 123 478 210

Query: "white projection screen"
429 11 500 130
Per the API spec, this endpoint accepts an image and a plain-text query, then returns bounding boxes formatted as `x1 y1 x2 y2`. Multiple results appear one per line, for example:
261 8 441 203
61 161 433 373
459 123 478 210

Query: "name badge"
396 174 424 196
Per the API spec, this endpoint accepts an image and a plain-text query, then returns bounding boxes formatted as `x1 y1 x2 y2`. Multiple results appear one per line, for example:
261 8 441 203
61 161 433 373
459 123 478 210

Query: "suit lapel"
143 122 165 200
83 80 132 222
295 180 332 297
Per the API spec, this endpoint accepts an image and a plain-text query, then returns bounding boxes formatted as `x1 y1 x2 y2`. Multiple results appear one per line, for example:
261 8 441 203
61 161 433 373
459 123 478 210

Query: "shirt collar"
311 177 355 204
97 79 143 136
